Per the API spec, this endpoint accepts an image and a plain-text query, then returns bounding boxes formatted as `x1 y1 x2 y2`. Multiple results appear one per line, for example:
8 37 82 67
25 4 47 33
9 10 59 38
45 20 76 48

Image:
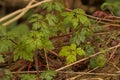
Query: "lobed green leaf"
66 55 76 64
76 48 86 56
0 54 4 63
70 43 77 50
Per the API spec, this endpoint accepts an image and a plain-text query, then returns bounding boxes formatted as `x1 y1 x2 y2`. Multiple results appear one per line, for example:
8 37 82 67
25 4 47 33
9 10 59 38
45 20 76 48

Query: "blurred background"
0 0 105 17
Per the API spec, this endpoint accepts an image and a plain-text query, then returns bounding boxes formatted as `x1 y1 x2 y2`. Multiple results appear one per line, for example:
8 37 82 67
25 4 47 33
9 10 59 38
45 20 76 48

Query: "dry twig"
0 0 52 26
66 67 99 80
58 71 120 76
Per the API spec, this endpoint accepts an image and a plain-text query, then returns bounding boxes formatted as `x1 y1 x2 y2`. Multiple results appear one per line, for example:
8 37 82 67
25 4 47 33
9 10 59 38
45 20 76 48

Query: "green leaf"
89 54 106 68
71 51 77 56
61 12 74 24
0 40 13 53
35 39 43 50
41 70 56 80
83 44 95 56
59 51 70 57
29 14 43 23
96 54 106 67
72 18 79 29
70 30 86 45
71 28 93 45
61 46 70 52
54 2 64 12
21 74 36 80
61 12 72 17
0 54 4 63
101 2 114 11
41 22 50 35
101 1 120 15
70 43 76 50
7 24 29 39
14 47 34 61
31 14 43 19
76 48 86 56
79 30 86 42
66 55 76 64
59 46 70 56
26 42 36 52
73 8 85 15
89 58 98 68
48 26 58 36
32 22 40 30
41 1 64 12
77 15 91 26
13 40 34 61
29 18 38 23
43 40 54 50
45 14 58 26
0 27 7 36
41 2 53 12
73 8 91 27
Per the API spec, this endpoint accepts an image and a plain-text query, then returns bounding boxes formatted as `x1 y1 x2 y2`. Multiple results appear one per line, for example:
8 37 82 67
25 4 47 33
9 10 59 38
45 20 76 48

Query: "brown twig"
66 8 120 24
11 71 44 74
2 0 35 26
81 78 103 80
66 67 99 80
0 0 53 26
112 63 120 71
58 71 120 77
95 31 120 35
11 70 120 76
98 21 120 27
34 50 40 80
46 49 60 58
107 47 117 62
44 48 50 70
86 14 120 23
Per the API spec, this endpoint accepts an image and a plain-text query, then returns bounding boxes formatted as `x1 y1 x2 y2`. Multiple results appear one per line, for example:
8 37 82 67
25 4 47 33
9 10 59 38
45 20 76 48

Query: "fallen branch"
0 0 52 26
66 8 120 24
2 0 35 26
58 71 120 77
11 70 120 77
66 67 99 80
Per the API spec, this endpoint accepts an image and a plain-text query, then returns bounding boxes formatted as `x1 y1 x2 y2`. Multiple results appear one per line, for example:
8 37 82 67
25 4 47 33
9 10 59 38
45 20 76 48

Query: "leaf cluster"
101 0 120 15
40 70 56 80
20 74 36 80
41 1 64 12
90 54 106 68
0 24 29 61
62 9 91 29
14 30 54 61
59 43 86 64
70 28 93 45
0 0 109 78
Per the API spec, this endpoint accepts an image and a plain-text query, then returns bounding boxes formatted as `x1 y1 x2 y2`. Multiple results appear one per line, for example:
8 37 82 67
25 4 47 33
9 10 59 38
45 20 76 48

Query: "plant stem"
34 49 40 80
44 48 50 70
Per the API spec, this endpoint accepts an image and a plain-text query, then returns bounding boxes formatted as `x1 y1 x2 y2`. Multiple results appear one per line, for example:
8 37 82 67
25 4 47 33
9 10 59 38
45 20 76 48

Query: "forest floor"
0 0 120 80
